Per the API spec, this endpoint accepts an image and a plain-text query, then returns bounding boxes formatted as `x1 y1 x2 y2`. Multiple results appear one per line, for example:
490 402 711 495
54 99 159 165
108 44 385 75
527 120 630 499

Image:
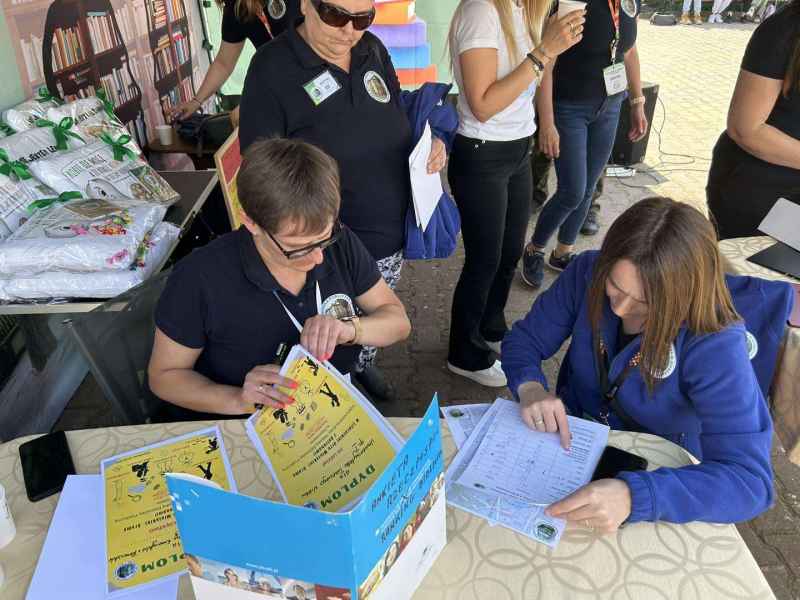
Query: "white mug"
156 125 174 146
0 483 15 550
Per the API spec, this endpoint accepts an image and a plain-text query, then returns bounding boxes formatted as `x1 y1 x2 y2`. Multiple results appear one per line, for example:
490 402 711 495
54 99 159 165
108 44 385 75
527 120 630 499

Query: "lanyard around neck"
607 0 621 63
272 281 323 334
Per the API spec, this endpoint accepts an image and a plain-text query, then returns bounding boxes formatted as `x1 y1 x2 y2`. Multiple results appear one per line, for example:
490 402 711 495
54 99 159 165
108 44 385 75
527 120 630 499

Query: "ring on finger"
534 417 545 426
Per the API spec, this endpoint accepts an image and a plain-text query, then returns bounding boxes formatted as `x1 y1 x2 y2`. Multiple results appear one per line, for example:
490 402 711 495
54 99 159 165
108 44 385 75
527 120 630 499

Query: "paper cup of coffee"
557 0 586 18
156 125 173 146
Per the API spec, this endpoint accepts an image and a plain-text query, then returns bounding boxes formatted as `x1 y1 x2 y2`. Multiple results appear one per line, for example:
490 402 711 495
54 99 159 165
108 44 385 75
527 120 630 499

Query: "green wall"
0 10 25 110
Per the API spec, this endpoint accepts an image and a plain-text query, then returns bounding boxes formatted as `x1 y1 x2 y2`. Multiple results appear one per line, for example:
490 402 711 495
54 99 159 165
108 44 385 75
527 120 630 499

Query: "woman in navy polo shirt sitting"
238 0 446 400
502 198 774 530
148 138 411 420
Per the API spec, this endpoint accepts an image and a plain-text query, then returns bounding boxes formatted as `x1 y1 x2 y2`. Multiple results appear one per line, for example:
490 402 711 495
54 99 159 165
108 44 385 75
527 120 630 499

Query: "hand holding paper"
409 122 444 232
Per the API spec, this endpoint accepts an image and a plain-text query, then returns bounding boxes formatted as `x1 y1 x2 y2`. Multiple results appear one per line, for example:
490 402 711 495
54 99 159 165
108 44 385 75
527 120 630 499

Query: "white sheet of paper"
455 398 609 505
446 400 566 549
758 198 800 252
442 403 491 449
26 475 178 600
408 121 443 232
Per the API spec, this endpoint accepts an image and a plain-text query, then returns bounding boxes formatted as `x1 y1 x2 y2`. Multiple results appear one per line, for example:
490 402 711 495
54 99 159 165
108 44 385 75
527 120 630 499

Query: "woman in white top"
446 0 585 386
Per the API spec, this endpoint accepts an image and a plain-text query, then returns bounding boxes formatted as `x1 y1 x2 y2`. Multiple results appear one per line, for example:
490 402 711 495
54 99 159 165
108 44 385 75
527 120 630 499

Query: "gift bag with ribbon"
1 86 63 133
28 137 180 206
0 221 179 300
45 91 141 156
0 170 58 240
0 117 87 167
0 197 167 276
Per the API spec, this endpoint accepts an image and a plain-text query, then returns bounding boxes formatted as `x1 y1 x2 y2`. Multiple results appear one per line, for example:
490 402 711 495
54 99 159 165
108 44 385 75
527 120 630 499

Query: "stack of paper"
444 398 609 549
408 121 443 233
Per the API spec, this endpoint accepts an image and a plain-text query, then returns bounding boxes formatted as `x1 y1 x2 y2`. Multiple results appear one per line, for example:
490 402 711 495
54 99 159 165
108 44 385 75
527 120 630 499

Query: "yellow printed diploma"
101 426 235 595
247 346 400 512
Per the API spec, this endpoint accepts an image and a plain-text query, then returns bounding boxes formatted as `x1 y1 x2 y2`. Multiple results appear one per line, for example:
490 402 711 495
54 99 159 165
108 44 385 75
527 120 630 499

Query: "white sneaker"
447 360 508 388
485 340 502 354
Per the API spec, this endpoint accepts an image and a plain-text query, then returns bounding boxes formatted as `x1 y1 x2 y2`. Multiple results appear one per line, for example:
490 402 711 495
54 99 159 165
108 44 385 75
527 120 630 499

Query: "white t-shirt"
450 0 537 141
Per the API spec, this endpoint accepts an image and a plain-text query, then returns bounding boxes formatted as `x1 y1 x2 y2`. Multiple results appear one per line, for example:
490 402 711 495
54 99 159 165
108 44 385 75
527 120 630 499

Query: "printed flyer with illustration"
246 345 403 512
168 396 446 600
100 426 236 596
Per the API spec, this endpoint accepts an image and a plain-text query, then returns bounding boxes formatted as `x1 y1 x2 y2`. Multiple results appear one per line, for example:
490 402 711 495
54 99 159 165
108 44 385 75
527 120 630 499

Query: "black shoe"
354 366 394 402
580 206 600 236
547 250 575 272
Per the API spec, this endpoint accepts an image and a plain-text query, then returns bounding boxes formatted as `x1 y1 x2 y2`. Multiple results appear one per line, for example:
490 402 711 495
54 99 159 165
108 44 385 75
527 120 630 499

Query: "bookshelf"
145 0 195 121
38 0 146 145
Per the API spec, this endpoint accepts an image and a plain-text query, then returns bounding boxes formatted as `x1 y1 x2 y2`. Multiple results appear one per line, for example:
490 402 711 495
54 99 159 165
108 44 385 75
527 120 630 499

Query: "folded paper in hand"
408 121 443 232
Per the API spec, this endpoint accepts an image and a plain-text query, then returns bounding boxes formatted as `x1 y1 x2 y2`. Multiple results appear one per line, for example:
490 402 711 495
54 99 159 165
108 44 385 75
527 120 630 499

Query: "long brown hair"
784 0 800 96
216 0 264 22
587 198 741 393
449 0 554 68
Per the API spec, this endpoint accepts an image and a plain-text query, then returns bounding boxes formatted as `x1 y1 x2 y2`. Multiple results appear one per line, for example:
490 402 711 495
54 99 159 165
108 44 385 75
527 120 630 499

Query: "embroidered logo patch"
622 0 638 17
652 343 677 379
746 331 759 360
364 70 391 103
267 0 286 20
321 293 356 320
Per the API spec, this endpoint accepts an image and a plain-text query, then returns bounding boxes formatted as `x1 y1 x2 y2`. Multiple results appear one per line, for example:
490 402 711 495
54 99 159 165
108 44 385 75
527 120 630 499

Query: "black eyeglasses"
309 0 376 31
267 221 343 259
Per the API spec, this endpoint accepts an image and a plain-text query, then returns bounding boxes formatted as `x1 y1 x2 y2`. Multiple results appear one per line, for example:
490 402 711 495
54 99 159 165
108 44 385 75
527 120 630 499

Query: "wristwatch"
340 316 362 345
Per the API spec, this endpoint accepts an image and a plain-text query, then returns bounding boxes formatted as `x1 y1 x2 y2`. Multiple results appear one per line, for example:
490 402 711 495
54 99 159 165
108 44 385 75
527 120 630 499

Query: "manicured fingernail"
290 381 299 389
287 396 295 404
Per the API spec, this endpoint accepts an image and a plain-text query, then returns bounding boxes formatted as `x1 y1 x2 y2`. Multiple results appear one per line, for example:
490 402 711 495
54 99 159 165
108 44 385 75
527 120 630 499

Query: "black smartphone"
19 431 76 502
591 446 648 481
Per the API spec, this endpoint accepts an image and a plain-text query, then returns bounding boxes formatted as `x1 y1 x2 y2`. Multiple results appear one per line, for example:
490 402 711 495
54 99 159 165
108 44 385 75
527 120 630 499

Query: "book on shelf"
51 26 85 72
179 77 193 102
154 35 176 81
172 31 188 66
164 0 185 23
114 5 136 47
133 1 150 41
21 34 44 84
151 0 168 29
86 11 121 54
159 87 181 115
100 57 139 108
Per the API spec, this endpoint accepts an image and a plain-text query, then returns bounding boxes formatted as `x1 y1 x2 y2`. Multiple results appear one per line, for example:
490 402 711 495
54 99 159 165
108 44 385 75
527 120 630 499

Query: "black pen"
255 342 289 411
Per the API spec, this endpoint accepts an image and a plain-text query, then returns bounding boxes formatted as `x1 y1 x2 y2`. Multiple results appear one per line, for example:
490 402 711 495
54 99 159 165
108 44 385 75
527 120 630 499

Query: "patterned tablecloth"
720 236 800 465
0 418 774 600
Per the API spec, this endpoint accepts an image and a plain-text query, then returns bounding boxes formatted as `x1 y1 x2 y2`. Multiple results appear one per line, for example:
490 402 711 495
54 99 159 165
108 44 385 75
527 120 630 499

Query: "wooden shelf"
94 45 126 60
53 59 90 76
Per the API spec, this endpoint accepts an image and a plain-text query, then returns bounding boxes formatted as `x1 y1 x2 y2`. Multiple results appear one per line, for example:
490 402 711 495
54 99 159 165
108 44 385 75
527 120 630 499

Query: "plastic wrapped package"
46 95 141 155
0 171 58 240
28 139 180 205
0 197 166 276
0 119 87 167
0 221 179 301
2 96 61 133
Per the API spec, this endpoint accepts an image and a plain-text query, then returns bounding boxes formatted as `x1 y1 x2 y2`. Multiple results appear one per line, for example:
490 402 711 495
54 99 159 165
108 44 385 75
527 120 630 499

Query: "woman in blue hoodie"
502 197 777 532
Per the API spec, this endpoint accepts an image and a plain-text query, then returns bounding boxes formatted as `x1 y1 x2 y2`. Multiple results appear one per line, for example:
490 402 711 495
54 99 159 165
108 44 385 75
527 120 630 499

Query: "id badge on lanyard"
273 282 323 334
602 0 628 96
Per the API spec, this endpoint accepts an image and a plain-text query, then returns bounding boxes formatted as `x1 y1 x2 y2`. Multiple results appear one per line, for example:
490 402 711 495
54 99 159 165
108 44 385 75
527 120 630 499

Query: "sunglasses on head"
309 0 376 30
268 220 343 260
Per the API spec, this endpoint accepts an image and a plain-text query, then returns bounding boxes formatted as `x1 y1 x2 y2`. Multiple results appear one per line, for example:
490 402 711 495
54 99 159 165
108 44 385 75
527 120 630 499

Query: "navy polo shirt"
221 0 300 49
239 25 413 260
154 225 381 420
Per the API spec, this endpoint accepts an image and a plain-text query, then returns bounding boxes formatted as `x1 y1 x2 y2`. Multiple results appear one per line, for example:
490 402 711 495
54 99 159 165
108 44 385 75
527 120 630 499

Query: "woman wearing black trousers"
446 0 583 387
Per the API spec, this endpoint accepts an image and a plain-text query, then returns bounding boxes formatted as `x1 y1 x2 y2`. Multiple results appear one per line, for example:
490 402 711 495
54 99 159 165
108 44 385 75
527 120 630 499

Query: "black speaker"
609 82 659 166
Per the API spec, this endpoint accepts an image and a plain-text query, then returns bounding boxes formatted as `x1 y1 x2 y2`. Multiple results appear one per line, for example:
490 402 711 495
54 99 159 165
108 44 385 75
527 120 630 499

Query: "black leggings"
448 134 533 371
707 134 800 240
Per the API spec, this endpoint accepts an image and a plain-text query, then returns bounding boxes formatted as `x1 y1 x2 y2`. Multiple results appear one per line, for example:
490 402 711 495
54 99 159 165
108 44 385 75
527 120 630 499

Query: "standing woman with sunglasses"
239 0 445 400
445 0 585 387
149 138 411 421
169 0 301 126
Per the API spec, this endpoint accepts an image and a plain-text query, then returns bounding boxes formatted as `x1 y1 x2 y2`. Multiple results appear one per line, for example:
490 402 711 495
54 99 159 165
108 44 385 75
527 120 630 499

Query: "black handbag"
175 111 234 154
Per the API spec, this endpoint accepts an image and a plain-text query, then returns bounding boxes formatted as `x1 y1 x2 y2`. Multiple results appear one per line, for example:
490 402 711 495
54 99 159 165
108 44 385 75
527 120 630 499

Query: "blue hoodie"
501 251 790 525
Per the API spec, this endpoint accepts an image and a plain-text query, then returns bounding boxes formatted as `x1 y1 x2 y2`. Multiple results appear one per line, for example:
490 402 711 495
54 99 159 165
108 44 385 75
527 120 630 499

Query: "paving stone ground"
59 19 800 600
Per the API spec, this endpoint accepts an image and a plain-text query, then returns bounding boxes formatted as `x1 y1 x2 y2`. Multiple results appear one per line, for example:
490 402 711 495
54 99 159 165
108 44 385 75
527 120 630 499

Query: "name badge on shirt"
303 70 341 106
603 63 628 96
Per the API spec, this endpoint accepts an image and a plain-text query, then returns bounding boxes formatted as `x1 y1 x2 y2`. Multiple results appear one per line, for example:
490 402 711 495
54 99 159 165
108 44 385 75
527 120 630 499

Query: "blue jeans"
531 95 624 248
